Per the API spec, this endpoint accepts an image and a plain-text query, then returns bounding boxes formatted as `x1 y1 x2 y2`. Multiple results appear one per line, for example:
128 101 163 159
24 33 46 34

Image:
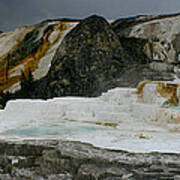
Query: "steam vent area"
1 81 180 153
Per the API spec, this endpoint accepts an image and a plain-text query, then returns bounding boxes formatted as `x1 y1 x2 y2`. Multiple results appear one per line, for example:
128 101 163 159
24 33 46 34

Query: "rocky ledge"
0 140 180 180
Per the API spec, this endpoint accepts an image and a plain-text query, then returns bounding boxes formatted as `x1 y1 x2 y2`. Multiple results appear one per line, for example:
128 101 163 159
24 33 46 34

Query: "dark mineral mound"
34 15 129 98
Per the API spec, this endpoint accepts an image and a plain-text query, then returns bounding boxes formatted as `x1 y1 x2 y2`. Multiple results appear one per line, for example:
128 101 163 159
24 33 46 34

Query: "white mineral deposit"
1 82 180 153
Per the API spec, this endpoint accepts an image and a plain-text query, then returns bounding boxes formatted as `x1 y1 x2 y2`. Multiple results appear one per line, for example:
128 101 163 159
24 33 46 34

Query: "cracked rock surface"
0 140 180 180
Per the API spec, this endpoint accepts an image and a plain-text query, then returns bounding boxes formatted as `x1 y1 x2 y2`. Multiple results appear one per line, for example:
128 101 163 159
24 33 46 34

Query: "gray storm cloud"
0 0 180 31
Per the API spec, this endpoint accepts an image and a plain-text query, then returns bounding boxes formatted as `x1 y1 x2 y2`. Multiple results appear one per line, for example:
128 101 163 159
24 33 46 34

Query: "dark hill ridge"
33 15 129 98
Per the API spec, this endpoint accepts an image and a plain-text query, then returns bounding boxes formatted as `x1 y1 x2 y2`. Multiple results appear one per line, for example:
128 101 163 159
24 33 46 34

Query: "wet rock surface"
0 140 180 180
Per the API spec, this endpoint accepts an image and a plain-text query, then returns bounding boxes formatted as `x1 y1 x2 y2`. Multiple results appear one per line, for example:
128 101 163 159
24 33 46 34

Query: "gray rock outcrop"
112 13 180 68
0 140 180 180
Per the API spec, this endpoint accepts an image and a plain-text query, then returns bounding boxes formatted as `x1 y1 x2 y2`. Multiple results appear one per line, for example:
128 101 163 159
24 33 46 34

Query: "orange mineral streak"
137 81 180 105
0 23 67 92
95 122 118 127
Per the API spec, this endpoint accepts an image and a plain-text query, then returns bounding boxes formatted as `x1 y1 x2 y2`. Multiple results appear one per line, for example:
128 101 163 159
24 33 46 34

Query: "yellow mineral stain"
95 122 118 127
0 23 64 92
137 81 180 105
138 133 151 139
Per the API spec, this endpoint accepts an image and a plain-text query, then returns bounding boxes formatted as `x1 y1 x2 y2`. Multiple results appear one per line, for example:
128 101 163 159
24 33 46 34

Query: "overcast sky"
0 0 180 31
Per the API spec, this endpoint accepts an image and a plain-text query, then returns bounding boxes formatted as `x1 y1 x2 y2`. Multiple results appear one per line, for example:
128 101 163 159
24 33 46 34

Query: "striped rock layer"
0 19 79 93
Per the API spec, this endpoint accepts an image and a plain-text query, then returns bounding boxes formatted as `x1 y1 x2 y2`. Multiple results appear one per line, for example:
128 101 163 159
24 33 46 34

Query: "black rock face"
119 37 150 64
34 15 128 98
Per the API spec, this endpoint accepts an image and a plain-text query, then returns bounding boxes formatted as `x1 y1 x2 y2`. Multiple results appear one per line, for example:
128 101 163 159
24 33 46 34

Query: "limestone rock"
2 81 180 150
157 108 180 125
137 81 180 106
112 13 180 63
33 15 128 98
111 14 180 86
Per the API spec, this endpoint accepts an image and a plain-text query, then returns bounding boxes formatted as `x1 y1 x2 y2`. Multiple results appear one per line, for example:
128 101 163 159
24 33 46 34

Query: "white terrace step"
40 102 132 122
60 102 131 113
1 98 99 118
41 103 131 123
0 98 132 122
4 97 100 112
105 87 137 94
101 88 138 105
130 103 160 122
3 99 131 115
61 111 132 123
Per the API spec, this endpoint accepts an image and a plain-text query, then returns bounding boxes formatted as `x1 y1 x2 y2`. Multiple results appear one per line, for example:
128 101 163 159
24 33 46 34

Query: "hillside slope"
0 19 79 94
1 13 180 106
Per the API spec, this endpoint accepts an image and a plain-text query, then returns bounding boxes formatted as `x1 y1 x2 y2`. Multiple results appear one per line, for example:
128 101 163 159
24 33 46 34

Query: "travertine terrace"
1 81 180 153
